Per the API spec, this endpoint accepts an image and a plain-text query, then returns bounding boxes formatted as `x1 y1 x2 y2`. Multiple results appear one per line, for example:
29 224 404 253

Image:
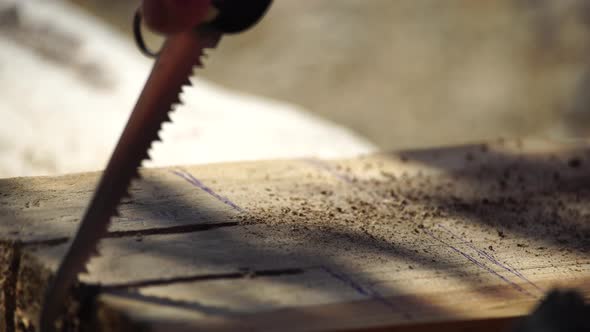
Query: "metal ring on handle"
133 8 160 58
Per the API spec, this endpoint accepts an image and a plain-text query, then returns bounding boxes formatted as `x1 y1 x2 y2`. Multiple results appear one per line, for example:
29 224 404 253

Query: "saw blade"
40 26 222 332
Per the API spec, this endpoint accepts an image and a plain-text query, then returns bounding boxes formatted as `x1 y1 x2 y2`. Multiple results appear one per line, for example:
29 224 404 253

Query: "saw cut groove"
104 221 239 238
21 222 241 250
101 268 305 290
22 238 70 247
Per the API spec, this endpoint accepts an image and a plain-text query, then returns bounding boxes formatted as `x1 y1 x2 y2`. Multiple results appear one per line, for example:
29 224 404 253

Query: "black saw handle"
211 0 273 33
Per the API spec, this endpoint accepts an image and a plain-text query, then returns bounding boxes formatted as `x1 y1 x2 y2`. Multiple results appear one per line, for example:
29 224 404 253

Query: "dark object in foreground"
513 289 589 332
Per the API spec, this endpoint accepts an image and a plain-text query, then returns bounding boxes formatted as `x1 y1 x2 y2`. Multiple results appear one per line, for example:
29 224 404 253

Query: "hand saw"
40 1 272 331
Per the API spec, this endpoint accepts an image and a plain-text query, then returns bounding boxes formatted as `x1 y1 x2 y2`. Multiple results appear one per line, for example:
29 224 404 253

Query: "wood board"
0 139 588 331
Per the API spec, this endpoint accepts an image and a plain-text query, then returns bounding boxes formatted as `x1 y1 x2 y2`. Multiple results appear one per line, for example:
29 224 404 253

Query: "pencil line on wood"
171 168 245 213
437 224 543 294
305 158 538 298
421 227 536 298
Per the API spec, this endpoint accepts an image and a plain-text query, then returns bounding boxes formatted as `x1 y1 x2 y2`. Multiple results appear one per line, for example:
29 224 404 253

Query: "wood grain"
0 139 588 331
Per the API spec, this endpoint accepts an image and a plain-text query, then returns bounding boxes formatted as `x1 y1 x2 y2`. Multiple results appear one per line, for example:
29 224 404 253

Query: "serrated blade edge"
40 27 222 332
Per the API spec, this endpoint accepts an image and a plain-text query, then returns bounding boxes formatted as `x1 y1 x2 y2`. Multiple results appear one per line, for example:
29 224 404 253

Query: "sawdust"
237 146 590 268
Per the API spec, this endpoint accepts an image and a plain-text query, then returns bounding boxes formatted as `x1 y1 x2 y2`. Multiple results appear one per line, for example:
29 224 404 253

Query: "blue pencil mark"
307 161 538 298
171 168 245 213
302 158 355 184
437 224 542 294
321 266 370 297
320 266 398 310
421 227 536 298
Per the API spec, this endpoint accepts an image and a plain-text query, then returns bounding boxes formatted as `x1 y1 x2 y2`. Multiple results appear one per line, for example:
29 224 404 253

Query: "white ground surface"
0 0 375 178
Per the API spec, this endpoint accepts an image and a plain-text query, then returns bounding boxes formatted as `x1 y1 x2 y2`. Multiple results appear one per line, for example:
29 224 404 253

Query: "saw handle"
210 0 273 33
140 0 272 34
136 0 273 57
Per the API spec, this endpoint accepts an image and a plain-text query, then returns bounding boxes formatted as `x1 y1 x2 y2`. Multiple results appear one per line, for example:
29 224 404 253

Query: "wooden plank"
0 159 312 243
0 139 589 331
95 277 590 332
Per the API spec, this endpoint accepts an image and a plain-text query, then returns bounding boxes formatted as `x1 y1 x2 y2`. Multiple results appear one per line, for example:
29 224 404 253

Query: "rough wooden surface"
0 139 589 331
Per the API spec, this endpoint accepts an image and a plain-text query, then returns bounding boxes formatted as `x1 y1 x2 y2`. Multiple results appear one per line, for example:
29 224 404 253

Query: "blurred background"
1 0 590 178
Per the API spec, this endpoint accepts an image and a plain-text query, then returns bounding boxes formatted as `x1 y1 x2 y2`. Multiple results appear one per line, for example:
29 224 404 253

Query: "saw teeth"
139 150 151 160
170 96 182 106
40 30 224 331
182 77 192 86
171 103 182 112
